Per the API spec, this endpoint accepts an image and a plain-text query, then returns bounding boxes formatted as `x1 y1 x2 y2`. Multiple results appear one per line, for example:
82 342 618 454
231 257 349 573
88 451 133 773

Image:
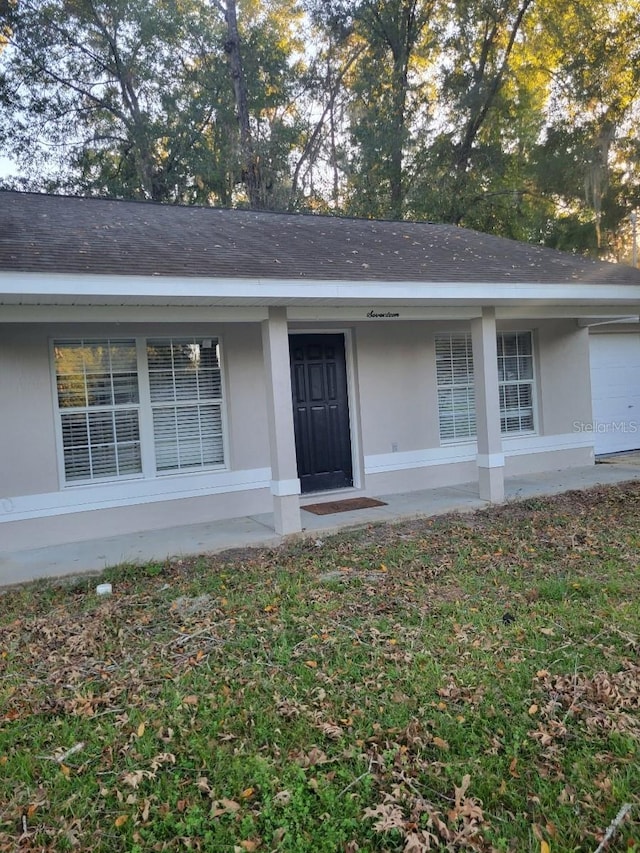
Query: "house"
1 190 640 554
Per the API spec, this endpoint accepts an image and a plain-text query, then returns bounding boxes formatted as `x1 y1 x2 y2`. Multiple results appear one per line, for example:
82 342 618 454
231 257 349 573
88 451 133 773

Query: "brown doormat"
302 497 387 515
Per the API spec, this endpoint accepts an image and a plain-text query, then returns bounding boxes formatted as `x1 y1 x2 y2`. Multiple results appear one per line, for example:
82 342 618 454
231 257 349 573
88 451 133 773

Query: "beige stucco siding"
355 319 592 454
1 325 59 496
356 319 594 491
219 323 270 470
535 321 592 435
0 322 272 500
356 322 437 456
1 488 272 552
1 316 596 554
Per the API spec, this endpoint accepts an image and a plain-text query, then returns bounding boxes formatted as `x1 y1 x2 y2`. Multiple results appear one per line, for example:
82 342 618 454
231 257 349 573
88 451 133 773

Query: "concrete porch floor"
2 456 640 587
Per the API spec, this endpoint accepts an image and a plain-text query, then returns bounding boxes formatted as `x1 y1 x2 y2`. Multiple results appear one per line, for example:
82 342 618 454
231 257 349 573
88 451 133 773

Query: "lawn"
1 482 639 853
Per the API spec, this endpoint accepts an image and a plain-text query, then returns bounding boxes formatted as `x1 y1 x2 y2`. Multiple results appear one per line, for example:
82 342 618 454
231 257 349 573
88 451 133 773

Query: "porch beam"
471 307 505 503
261 307 302 535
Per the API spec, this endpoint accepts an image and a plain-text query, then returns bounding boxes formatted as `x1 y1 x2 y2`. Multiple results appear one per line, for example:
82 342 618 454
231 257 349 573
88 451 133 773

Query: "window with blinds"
497 331 534 433
53 336 225 484
54 339 141 481
435 331 535 442
435 334 476 441
147 338 224 471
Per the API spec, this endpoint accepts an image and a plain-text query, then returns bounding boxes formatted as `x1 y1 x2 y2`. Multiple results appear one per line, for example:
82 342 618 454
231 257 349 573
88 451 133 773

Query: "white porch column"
471 307 505 503
261 307 302 535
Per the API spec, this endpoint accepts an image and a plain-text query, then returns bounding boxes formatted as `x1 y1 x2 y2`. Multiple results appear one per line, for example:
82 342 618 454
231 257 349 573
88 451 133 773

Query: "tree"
305 0 436 220
0 0 307 206
3 0 640 260
408 0 535 227
0 0 232 199
531 0 640 255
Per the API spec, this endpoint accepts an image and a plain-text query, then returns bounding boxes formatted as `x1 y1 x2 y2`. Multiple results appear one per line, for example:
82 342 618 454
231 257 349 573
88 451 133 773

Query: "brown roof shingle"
2 190 640 285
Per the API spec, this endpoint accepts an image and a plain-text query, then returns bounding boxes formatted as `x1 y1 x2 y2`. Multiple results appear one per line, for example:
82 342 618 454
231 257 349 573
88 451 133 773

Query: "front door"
289 334 353 493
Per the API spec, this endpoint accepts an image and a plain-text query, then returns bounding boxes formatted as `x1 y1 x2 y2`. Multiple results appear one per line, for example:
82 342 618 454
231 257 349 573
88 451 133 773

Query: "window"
147 339 224 472
54 339 141 482
53 337 225 484
497 331 534 434
435 331 535 442
435 334 476 441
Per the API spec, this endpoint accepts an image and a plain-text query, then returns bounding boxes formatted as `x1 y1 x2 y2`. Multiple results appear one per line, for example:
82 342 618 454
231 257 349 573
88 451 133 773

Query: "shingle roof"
2 190 640 285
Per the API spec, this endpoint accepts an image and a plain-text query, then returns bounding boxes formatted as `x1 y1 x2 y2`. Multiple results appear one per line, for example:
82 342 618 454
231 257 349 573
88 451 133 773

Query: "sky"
0 155 16 179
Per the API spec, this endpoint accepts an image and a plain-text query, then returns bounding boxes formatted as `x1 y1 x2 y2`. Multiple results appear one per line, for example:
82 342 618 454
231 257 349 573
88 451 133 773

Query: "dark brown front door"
289 334 353 494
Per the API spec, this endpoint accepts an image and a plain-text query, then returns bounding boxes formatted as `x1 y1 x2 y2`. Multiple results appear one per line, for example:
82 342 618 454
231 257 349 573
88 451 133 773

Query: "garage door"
589 333 640 454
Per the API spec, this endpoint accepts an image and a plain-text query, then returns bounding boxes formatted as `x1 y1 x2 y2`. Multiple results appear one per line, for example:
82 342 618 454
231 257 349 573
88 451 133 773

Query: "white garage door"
589 332 640 454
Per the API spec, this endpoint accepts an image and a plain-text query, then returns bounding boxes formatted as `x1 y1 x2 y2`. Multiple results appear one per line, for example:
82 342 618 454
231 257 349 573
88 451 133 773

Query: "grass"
1 482 640 852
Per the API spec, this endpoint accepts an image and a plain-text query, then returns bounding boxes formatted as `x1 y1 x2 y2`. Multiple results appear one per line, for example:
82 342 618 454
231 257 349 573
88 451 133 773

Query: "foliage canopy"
2 0 640 256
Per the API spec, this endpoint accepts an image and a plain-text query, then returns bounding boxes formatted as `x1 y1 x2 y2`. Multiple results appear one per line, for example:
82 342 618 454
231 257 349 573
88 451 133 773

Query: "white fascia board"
291 306 640 322
2 271 640 307
577 315 640 327
0 304 270 323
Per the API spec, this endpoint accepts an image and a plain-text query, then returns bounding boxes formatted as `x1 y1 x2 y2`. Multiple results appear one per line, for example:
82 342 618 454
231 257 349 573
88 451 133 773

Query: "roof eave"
2 271 640 309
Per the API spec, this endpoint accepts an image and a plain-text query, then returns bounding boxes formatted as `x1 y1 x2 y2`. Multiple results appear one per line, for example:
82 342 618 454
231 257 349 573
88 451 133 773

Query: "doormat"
302 497 387 515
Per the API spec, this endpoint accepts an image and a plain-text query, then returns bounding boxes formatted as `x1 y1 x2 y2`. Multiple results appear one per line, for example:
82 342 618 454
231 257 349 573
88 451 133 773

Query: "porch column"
471 307 505 503
261 307 302 535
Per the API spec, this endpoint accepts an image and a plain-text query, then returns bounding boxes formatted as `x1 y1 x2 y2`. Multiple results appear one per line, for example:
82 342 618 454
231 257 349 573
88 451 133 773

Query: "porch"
2 455 639 587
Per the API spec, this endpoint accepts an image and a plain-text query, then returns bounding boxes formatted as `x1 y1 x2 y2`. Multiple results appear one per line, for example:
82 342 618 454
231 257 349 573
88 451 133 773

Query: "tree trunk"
223 0 262 208
446 0 534 224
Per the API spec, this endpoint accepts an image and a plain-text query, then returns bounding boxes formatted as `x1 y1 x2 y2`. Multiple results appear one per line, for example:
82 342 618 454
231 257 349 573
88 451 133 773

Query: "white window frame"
435 330 537 444
496 330 536 435
51 335 228 487
435 333 476 442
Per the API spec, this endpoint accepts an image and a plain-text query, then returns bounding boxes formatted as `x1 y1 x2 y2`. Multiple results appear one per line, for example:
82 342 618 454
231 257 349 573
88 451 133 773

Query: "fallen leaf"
529 704 539 715
320 722 344 740
304 660 318 668
432 736 449 750
122 769 154 788
182 695 198 706
137 722 146 738
140 798 151 823
240 787 255 799
273 790 291 805
60 764 71 778
539 628 555 637
114 814 129 828
540 841 551 853
197 777 212 795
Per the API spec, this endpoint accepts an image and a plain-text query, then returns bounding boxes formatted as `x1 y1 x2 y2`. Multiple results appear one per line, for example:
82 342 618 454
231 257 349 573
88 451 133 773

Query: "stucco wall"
353 319 593 492
356 321 438 456
1 487 272 552
0 326 59 496
1 316 595 553
0 321 271 501
534 320 592 435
